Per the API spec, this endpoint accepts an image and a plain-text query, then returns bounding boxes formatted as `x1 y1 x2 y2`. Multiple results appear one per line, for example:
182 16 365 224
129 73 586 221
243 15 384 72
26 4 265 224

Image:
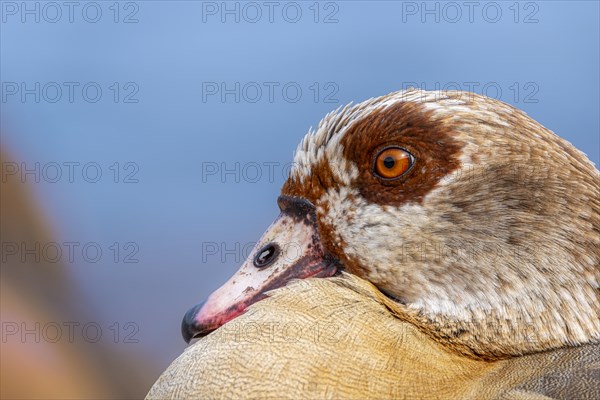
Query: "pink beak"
181 196 339 343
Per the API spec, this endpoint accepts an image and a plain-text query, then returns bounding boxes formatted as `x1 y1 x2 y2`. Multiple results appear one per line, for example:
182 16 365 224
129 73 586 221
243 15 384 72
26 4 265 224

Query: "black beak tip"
181 301 205 344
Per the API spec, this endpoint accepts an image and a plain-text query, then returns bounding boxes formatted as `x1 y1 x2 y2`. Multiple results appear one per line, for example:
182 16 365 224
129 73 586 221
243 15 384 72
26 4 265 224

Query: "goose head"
183 89 599 358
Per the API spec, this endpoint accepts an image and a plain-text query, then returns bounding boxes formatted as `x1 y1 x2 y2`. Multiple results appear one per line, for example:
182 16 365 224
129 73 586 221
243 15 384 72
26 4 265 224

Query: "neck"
396 273 600 360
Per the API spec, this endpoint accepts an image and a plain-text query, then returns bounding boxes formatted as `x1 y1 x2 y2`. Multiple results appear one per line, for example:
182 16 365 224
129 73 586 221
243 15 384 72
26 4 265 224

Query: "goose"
155 89 599 397
182 89 598 358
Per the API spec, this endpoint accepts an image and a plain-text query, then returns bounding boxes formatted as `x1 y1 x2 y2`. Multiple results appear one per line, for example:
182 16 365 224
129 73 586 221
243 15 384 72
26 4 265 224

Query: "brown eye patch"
340 101 464 206
374 147 414 180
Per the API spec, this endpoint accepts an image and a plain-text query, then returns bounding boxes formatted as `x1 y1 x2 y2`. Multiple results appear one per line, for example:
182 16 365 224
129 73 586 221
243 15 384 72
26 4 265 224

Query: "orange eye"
374 147 414 179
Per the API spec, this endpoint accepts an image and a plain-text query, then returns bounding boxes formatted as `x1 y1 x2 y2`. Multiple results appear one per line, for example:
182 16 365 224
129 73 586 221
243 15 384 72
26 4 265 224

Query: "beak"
181 195 340 343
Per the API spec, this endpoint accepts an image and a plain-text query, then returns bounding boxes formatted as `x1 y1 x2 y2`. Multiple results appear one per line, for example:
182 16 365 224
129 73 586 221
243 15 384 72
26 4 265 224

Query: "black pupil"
383 156 395 169
253 243 278 268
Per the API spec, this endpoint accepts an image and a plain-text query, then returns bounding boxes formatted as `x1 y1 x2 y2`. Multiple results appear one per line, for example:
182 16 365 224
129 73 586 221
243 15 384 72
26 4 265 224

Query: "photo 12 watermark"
201 241 310 264
200 1 340 24
2 321 140 344
201 81 339 104
200 161 296 184
1 1 140 24
400 1 540 24
436 163 552 186
400 81 540 104
1 161 140 183
212 320 341 345
1 82 140 104
1 241 140 264
398 241 542 266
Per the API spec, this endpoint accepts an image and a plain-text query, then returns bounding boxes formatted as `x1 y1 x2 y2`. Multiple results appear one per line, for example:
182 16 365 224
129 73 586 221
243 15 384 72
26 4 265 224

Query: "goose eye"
374 147 414 179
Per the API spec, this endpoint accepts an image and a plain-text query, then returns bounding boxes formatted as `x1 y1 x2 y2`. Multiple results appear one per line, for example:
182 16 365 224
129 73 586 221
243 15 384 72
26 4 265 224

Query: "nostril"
253 243 280 268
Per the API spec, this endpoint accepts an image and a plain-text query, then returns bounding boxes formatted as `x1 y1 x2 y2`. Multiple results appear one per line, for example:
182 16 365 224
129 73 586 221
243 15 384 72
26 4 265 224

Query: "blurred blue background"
1 1 598 398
